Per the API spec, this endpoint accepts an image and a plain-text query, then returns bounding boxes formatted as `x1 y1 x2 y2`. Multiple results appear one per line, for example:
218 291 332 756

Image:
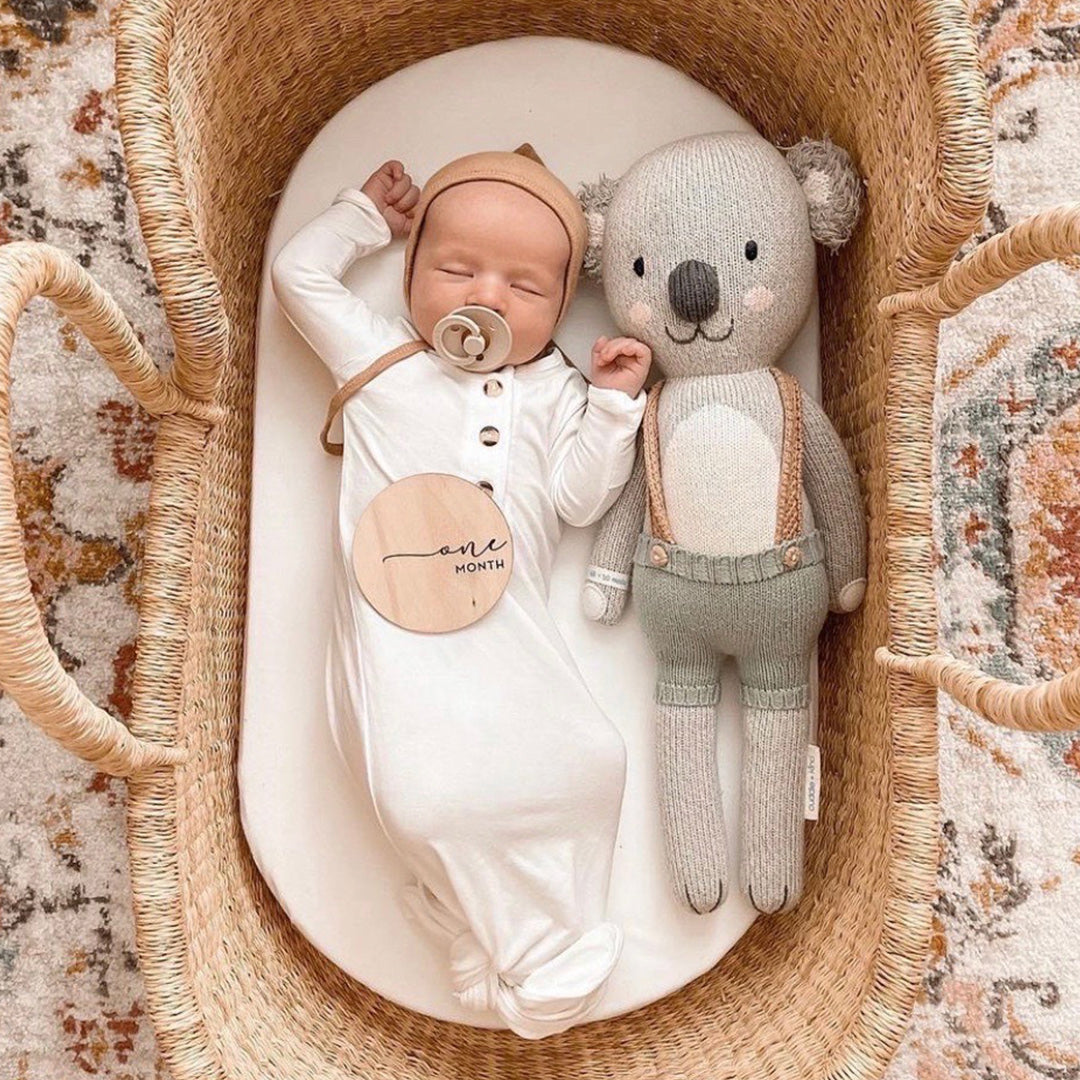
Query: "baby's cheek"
628 300 653 329
743 286 774 313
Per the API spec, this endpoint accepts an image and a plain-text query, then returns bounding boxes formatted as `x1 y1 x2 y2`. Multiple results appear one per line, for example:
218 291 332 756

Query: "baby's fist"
361 160 420 239
591 336 652 398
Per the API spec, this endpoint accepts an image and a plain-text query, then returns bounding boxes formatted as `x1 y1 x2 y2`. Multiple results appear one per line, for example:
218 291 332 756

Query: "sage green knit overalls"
631 368 829 709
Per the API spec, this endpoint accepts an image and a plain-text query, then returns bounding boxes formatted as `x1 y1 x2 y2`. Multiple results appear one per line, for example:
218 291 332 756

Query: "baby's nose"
466 276 508 315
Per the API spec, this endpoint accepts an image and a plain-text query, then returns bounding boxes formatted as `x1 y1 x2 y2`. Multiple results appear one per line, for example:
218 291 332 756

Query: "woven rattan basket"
4 0 1080 1075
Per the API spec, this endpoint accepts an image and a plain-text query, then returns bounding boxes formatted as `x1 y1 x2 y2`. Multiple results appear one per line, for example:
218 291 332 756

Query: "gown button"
483 378 503 397
477 480 494 494
480 426 500 446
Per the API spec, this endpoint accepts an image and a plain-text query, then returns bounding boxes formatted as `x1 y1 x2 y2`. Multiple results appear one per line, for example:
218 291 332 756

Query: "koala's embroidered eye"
745 240 758 261
633 256 645 277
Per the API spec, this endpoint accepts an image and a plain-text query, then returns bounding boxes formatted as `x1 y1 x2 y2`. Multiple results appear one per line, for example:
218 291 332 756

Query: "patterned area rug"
2 1 1080 1075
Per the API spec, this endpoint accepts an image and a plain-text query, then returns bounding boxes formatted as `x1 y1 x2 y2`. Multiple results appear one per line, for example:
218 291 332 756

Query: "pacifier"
432 306 513 373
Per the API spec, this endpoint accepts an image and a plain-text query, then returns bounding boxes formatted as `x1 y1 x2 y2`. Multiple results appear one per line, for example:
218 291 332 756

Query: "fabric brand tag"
804 744 821 821
586 565 631 591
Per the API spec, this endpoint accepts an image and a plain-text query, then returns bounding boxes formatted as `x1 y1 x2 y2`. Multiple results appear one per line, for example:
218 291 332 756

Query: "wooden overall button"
783 545 803 569
650 543 669 567
480 426 500 446
483 378 503 397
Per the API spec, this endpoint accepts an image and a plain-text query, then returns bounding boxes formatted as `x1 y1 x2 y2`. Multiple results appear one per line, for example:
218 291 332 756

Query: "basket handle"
0 240 225 776
877 203 1080 732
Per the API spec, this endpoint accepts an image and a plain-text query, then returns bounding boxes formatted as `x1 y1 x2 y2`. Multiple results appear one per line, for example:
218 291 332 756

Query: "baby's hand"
361 160 420 239
590 336 652 398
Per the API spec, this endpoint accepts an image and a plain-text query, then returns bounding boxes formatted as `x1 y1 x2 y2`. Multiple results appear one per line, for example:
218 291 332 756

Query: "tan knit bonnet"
402 143 588 327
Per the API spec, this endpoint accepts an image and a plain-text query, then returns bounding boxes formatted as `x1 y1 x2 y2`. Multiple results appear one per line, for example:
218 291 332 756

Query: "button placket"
471 367 512 497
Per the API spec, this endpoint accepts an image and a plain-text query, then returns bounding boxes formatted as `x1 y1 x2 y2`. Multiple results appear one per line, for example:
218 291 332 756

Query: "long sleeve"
270 187 403 384
549 375 647 528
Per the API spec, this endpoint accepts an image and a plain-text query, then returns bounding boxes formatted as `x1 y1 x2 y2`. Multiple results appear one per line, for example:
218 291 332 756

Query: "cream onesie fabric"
270 185 646 1039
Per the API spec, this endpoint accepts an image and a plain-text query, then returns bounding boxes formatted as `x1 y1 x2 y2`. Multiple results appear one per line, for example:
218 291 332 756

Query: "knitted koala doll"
579 131 867 916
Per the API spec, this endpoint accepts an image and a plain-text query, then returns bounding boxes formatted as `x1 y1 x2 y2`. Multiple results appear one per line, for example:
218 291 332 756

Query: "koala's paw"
832 577 867 614
581 582 628 625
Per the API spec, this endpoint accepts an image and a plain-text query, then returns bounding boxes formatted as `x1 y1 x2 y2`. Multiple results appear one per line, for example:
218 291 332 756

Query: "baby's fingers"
596 338 633 364
385 171 415 202
392 183 421 213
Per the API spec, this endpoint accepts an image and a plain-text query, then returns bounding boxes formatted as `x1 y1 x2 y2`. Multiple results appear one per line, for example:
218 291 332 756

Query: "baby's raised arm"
270 161 419 384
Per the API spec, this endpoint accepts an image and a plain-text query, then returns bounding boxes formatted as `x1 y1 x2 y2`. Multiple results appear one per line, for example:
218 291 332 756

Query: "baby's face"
409 180 570 366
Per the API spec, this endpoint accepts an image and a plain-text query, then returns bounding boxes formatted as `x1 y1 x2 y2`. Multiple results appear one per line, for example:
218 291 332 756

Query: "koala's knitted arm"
800 390 867 613
581 435 647 625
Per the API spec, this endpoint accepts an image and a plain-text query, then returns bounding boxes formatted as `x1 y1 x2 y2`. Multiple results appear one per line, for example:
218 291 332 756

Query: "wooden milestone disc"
351 473 513 633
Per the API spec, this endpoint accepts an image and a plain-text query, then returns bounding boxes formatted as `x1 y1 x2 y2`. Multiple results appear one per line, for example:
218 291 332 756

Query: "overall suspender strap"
641 369 805 548
768 366 804 543
642 380 673 543
320 339 429 456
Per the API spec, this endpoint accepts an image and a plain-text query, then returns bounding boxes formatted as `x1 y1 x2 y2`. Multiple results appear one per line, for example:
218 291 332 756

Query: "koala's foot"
740 704 808 915
656 701 728 914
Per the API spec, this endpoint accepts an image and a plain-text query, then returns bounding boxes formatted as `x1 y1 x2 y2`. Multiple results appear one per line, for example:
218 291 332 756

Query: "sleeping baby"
270 143 652 1039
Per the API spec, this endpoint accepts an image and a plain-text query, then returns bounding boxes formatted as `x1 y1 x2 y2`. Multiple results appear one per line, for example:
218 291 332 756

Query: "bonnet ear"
783 136 864 252
577 174 620 283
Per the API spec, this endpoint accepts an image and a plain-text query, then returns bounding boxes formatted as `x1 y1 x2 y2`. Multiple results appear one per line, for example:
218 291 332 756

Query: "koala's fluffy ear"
577 174 619 283
783 136 864 252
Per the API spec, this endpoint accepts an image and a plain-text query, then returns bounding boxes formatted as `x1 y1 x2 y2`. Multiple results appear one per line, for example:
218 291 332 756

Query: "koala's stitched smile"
664 316 735 345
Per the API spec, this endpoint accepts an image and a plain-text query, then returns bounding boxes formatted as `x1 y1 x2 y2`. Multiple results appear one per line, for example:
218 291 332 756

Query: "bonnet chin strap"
320 338 429 456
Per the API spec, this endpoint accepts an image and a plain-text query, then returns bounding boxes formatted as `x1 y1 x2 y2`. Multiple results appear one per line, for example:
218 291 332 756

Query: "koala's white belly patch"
661 403 781 555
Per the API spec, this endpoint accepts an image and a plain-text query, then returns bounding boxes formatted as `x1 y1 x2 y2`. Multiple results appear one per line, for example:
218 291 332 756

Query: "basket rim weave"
113 0 994 402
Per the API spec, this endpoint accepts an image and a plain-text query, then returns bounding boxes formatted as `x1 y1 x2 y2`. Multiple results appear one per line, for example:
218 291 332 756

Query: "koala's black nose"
668 259 720 325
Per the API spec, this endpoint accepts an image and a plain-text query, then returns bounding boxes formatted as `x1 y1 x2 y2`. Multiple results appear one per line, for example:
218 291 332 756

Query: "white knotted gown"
270 187 645 1038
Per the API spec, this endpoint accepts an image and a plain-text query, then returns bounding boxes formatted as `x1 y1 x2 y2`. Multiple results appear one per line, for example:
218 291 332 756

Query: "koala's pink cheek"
628 301 652 328
743 286 774 313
